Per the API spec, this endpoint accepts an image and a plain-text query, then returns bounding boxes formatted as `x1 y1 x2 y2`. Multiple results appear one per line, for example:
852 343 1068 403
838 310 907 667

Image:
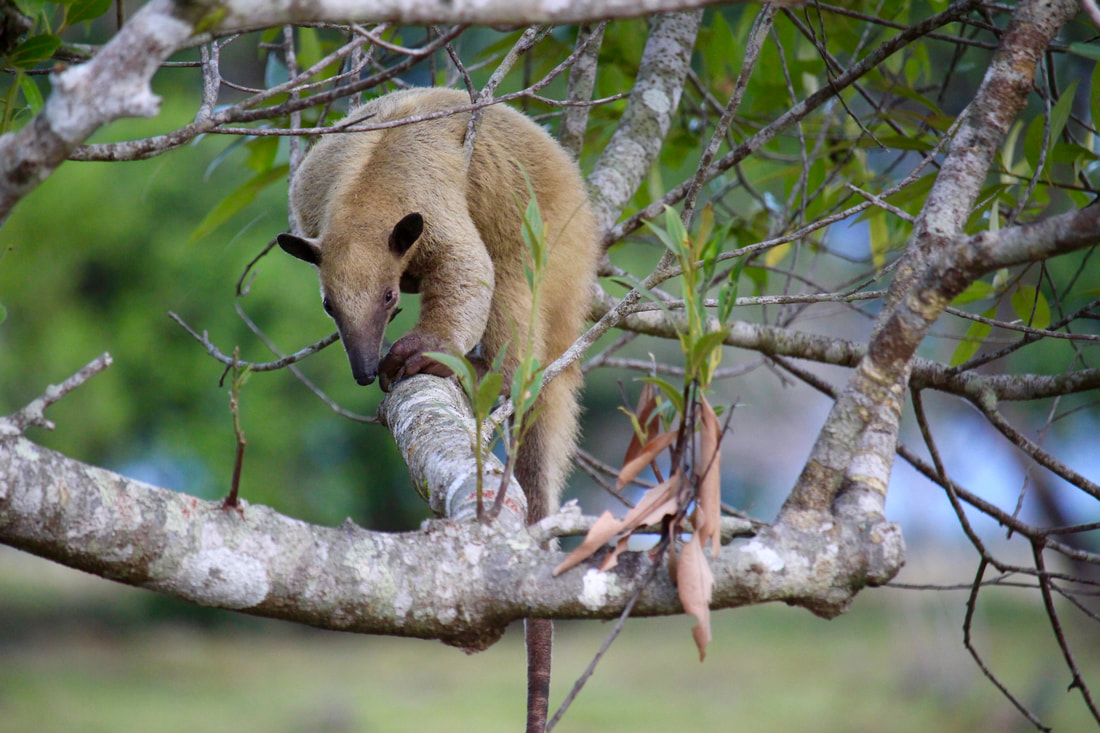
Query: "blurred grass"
1 547 1097 733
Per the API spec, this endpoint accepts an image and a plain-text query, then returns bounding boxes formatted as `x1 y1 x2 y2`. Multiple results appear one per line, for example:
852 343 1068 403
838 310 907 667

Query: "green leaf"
18 72 43 113
424 352 478 391
950 306 995 367
640 376 684 417
1092 63 1100 152
688 328 728 385
9 34 61 68
951 280 995 306
1022 114 1045 175
1069 42 1100 62
189 164 288 242
14 0 52 16
475 373 504 417
1047 81 1076 152
295 27 324 72
1010 285 1051 329
244 136 279 173
65 0 112 26
869 208 888 270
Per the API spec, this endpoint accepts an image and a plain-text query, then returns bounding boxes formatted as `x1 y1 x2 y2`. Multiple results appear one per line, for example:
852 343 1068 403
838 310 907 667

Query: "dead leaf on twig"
695 395 721 557
617 431 677 491
678 533 714 661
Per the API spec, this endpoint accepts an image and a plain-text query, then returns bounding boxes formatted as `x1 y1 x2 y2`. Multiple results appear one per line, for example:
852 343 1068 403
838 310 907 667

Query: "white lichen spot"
463 542 484 566
743 539 785 573
542 0 572 14
580 568 611 610
642 88 671 115
14 440 40 463
103 543 135 563
173 548 269 609
393 583 413 623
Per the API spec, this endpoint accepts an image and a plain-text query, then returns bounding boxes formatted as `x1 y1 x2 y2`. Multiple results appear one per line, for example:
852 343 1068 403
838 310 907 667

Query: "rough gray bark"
586 10 702 231
0 369 902 650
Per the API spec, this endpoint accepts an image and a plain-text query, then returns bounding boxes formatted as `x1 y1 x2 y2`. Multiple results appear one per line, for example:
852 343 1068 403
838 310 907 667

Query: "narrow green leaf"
869 208 888 270
1048 81 1077 153
1069 42 1100 62
1022 114 1044 175
189 164 289 242
18 72 43 113
689 329 728 385
424 351 478 390
1011 285 1051 329
640 376 684 417
950 306 995 366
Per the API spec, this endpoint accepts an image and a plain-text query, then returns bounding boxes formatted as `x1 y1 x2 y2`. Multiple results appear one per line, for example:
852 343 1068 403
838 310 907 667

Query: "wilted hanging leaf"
554 472 682 576
616 471 680 531
696 395 722 557
599 536 631 573
677 533 714 662
553 511 625 576
617 431 677 491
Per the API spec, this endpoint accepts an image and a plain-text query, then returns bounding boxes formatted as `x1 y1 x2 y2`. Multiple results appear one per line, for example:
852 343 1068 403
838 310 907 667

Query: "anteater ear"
389 213 424 257
277 233 322 266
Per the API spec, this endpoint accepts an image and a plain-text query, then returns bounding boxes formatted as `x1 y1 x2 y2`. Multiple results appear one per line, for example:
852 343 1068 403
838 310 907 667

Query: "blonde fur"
285 88 599 522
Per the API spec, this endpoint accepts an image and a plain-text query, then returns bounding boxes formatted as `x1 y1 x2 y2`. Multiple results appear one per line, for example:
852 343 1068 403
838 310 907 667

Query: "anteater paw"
379 333 455 392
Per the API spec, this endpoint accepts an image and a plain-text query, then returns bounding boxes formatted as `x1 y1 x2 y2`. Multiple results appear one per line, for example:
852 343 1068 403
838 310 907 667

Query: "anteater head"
277 212 424 386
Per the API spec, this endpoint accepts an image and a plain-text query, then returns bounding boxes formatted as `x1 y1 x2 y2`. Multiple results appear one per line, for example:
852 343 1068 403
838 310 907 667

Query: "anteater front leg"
379 232 494 392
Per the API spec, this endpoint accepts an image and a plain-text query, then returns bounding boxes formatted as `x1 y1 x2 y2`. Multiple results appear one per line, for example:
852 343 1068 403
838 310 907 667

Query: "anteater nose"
355 372 376 386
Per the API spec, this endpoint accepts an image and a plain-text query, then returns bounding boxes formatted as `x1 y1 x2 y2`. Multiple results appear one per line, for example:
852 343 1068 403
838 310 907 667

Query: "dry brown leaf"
555 472 684 576
616 430 677 491
677 533 714 662
697 395 722 557
599 535 631 572
618 470 680 531
553 511 625 576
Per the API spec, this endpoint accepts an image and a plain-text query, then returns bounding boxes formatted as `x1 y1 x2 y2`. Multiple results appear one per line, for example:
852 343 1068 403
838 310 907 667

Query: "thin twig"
2 353 113 435
546 554 664 731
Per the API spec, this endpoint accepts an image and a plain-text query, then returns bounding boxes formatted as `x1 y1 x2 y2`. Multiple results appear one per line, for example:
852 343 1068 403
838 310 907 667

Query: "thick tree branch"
377 376 528 532
885 0 1081 307
779 0 1081 521
0 0 196 223
0 365 902 649
212 0 778 28
586 10 702 231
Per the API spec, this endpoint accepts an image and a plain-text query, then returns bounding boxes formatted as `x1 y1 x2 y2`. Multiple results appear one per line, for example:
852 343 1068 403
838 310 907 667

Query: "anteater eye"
384 288 397 308
322 297 334 317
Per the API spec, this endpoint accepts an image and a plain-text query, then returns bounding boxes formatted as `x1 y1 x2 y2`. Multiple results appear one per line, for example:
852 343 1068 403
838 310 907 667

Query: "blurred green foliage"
0 87 422 529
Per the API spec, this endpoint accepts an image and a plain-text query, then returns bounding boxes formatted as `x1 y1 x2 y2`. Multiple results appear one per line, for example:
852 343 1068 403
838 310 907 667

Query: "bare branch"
0 353 113 435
